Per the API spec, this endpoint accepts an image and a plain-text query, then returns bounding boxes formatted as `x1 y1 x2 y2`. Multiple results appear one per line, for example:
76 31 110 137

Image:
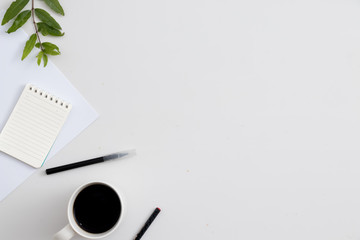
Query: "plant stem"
31 0 44 51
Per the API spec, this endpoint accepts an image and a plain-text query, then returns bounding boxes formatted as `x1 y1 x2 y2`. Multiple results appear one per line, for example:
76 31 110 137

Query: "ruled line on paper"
0 84 71 168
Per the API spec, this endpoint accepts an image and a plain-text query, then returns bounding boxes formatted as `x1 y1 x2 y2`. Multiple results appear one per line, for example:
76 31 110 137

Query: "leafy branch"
1 0 64 67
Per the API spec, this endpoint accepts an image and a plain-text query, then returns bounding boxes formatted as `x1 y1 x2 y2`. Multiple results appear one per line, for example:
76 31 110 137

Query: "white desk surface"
1 0 360 239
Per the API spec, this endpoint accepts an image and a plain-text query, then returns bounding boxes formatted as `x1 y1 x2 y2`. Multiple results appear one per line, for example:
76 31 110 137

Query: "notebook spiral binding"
27 85 71 110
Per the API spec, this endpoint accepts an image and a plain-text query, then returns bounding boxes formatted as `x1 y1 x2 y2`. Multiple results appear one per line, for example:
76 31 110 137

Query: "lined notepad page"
0 84 72 168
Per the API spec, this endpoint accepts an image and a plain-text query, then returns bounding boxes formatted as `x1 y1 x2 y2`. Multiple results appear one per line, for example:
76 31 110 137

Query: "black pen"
135 207 161 240
45 150 135 175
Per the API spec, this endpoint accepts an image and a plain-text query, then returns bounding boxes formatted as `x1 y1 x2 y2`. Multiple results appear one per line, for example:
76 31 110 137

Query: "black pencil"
135 207 161 240
45 152 129 175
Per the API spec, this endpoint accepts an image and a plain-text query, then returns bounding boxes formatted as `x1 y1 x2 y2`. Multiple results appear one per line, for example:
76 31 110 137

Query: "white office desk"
1 0 360 239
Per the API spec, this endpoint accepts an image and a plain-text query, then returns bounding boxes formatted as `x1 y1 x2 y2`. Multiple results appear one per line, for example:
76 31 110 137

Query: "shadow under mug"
53 181 125 240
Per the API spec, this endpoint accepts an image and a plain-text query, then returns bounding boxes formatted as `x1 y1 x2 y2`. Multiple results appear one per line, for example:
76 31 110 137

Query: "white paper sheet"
0 10 98 201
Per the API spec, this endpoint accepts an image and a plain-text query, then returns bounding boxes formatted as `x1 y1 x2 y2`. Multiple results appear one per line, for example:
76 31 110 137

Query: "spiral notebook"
0 84 72 168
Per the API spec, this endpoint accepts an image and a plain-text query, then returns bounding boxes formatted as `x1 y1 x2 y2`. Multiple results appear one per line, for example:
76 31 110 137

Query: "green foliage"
37 22 64 36
21 33 36 60
36 51 43 65
6 10 30 33
36 42 60 55
35 8 61 29
36 51 48 67
2 0 64 67
44 0 64 16
1 0 29 25
42 53 48 67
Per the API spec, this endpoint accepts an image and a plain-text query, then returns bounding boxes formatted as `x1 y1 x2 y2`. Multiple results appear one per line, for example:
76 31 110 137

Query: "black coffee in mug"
73 183 121 234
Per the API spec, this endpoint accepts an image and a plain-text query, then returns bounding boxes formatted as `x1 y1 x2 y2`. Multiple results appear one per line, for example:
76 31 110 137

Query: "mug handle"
53 224 76 240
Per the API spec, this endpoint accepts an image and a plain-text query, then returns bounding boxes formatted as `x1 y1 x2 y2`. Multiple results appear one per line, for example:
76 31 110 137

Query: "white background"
1 0 360 239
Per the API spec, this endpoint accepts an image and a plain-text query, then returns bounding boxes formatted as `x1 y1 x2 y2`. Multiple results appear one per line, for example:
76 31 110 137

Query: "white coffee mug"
53 181 125 240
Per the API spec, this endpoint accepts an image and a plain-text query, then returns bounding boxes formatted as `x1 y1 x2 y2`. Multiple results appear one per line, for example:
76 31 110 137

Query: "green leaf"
42 42 59 51
36 42 61 55
42 53 48 67
37 22 64 36
35 42 60 54
36 51 43 66
2 0 30 25
21 33 37 60
44 0 64 16
6 10 31 33
35 8 61 30
44 49 60 55
43 42 60 55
